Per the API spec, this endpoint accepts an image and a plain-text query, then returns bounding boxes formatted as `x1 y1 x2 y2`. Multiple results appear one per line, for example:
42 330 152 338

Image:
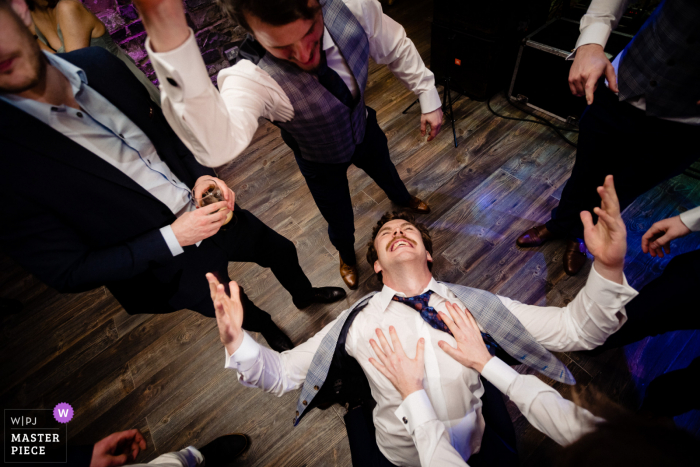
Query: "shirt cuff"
184 446 203 466
159 225 184 256
146 29 213 103
575 22 612 50
587 265 638 308
680 207 700 232
480 357 519 395
394 389 438 435
224 332 261 371
418 87 442 114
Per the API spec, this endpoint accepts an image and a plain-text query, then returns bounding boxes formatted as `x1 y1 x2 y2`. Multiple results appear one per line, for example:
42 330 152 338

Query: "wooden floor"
2 0 699 465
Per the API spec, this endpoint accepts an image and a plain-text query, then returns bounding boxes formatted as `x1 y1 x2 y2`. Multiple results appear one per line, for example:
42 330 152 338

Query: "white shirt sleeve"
223 318 339 396
499 264 638 352
146 31 293 168
393 359 601 467
575 0 630 49
159 225 184 256
136 446 202 466
347 0 441 113
679 206 700 232
481 358 602 446
394 390 471 467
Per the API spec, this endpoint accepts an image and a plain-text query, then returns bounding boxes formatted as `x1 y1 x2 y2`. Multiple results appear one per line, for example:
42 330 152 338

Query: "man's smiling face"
373 219 432 276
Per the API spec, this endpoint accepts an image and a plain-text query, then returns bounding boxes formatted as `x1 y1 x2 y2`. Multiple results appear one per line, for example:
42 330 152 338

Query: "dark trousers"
546 86 699 239
590 249 700 353
188 204 312 332
344 378 517 467
286 107 412 265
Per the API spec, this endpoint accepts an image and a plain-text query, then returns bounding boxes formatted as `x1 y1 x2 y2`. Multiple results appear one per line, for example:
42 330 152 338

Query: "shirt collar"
376 277 450 312
0 52 87 121
322 27 334 51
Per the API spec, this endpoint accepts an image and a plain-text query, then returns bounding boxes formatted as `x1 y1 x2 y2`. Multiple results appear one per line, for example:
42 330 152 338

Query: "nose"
294 42 313 64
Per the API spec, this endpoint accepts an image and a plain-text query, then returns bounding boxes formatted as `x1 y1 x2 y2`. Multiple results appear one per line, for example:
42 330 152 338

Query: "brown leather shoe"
406 196 431 214
516 225 554 247
340 258 358 289
564 239 588 276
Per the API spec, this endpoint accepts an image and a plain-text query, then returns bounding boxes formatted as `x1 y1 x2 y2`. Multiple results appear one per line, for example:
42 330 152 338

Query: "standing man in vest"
209 176 637 466
516 0 700 275
135 0 443 289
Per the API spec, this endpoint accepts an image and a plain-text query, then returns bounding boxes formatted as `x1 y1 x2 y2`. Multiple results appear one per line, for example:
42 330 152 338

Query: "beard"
0 29 46 94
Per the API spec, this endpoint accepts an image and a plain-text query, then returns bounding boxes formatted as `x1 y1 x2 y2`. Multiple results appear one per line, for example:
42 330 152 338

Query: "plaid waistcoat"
257 0 370 164
293 283 575 425
617 0 700 118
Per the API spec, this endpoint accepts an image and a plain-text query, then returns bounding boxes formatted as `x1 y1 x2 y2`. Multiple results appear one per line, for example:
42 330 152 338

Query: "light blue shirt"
0 52 194 256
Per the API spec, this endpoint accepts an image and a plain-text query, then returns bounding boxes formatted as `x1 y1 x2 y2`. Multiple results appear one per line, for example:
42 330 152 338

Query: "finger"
437 340 460 360
368 357 394 383
438 310 459 336
415 337 425 367
592 206 618 229
605 62 618 93
388 326 406 357
216 180 229 201
107 453 129 467
445 301 468 331
200 200 228 215
580 210 594 232
370 338 392 368
568 74 578 96
603 175 620 210
641 226 663 253
228 189 236 210
584 73 598 105
420 117 426 136
376 328 394 356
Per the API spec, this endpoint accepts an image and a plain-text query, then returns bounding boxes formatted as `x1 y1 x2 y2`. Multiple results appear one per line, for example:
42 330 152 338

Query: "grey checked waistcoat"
257 0 370 164
293 283 575 426
617 0 700 118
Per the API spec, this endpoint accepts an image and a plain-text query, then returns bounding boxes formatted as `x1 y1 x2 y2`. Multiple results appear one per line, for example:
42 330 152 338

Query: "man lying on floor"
208 175 635 466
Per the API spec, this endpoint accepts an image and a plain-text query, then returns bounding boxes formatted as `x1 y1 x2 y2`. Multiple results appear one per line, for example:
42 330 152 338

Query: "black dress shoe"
260 321 294 352
198 433 249 467
293 287 347 309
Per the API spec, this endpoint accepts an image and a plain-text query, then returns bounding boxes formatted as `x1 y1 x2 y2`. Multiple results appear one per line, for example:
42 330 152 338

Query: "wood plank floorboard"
1 0 699 465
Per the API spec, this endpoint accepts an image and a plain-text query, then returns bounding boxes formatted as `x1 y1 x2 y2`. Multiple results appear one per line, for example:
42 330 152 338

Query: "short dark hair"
366 211 433 284
24 0 60 11
216 0 320 32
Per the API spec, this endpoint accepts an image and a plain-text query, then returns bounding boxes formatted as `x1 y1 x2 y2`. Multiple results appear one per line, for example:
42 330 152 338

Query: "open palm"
581 175 627 272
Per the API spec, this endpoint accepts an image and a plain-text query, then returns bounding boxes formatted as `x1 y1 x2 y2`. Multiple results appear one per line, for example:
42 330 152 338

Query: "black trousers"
546 86 699 239
344 378 517 467
286 107 412 265
187 204 312 332
590 249 700 353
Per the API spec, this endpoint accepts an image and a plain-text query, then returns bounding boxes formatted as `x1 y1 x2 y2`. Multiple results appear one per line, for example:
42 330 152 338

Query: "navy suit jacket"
0 47 227 314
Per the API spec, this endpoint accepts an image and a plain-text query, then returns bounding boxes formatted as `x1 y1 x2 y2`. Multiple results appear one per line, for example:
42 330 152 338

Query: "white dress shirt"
570 0 699 125
396 358 602 467
129 446 202 467
680 206 700 232
146 0 442 168
0 52 197 257
225 266 636 467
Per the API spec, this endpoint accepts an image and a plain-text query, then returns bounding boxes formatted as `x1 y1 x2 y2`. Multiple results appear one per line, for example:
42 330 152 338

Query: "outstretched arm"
641 206 700 258
207 274 333 396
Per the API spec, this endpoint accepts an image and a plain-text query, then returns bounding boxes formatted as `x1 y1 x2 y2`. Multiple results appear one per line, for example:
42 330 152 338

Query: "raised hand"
369 327 425 400
206 273 245 354
581 175 627 284
132 0 189 52
641 215 691 258
568 44 618 105
437 302 492 373
420 108 444 142
90 429 147 467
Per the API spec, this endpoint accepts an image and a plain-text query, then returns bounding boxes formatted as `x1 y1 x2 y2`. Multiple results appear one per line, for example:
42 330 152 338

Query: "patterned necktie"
393 291 500 354
317 48 356 108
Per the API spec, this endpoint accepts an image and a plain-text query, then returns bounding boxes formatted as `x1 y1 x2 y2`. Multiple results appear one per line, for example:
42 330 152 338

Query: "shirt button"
295 411 299 417
302 400 308 406
76 111 83 118
51 106 59 112
649 80 657 87
402 417 408 424
314 385 319 391
166 77 179 87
